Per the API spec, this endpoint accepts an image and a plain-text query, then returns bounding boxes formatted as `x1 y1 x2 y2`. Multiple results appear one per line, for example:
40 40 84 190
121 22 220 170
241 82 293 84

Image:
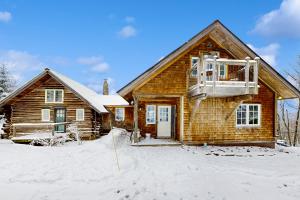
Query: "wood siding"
127 37 276 146
8 76 96 136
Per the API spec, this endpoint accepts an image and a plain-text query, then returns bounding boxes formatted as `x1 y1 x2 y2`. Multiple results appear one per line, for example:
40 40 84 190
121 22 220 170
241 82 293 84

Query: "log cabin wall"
8 76 95 136
131 37 276 146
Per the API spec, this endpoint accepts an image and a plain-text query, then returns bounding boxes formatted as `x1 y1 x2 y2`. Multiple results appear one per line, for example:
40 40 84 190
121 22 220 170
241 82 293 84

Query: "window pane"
146 105 156 124
47 90 55 102
115 108 124 121
55 90 63 102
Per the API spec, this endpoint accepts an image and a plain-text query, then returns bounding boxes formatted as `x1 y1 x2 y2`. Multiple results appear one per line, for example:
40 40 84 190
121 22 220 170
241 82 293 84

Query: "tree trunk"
293 99 300 146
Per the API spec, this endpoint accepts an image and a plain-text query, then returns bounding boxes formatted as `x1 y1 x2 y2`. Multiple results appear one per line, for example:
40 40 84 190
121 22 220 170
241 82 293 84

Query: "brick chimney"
103 79 109 95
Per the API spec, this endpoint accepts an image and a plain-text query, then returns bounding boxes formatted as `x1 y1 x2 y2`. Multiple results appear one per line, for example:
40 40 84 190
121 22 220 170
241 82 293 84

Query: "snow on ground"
0 128 300 200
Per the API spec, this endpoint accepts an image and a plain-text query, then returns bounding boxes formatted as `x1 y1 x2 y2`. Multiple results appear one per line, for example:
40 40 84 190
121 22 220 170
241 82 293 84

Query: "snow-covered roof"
0 68 129 113
49 70 129 112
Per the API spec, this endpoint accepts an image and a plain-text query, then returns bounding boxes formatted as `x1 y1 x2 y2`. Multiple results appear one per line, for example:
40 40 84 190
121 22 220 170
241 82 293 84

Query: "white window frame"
146 105 156 125
115 107 125 122
236 104 261 128
191 57 200 77
218 64 227 79
45 89 64 103
41 109 50 122
76 109 85 121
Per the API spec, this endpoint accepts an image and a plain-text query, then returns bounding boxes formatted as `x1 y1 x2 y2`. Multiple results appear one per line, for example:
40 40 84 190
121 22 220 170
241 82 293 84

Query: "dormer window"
45 89 64 103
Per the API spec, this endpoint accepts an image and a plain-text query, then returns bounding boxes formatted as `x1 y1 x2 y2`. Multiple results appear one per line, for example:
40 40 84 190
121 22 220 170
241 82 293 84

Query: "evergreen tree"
0 64 16 99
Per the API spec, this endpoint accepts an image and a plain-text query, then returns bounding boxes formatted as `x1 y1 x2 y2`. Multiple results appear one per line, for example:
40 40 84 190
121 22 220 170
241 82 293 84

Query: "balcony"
188 56 260 98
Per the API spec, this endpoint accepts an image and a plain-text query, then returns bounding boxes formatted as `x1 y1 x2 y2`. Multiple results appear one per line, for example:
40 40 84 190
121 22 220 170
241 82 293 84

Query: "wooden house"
0 68 128 139
117 20 300 147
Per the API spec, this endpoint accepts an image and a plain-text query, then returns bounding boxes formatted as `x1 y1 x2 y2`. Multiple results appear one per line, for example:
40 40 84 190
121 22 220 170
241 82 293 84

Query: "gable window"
115 108 125 121
236 104 261 127
76 109 85 121
146 105 156 124
45 89 64 103
191 57 200 77
41 109 50 122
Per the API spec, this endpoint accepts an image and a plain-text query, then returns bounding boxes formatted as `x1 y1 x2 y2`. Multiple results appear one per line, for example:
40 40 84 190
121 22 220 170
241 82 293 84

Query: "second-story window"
45 89 64 103
219 64 227 79
191 57 200 77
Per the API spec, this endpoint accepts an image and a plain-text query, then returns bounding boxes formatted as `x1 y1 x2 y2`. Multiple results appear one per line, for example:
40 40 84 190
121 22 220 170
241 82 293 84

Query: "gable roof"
118 20 300 99
0 69 129 113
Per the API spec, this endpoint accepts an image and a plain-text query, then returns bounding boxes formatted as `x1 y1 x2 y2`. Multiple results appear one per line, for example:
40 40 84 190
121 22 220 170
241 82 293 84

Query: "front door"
54 108 66 132
157 105 172 138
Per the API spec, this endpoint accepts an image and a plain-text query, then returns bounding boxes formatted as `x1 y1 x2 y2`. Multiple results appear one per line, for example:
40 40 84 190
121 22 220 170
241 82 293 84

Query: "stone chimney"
103 79 109 95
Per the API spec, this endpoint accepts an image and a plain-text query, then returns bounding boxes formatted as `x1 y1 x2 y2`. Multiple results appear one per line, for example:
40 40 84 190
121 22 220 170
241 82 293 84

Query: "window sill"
236 125 261 129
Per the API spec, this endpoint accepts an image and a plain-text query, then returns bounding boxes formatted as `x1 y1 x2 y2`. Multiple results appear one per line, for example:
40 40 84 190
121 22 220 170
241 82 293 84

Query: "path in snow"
0 129 300 200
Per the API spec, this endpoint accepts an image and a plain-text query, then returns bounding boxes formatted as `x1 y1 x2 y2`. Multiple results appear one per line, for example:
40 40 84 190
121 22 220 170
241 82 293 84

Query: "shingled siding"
10 77 94 136
134 37 276 145
185 81 275 145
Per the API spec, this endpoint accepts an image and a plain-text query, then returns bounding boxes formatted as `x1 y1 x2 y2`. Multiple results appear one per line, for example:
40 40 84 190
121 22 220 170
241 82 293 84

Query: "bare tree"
285 55 300 146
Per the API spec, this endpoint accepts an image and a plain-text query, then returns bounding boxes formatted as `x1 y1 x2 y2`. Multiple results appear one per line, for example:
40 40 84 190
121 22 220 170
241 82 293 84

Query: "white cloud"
125 16 135 23
0 50 44 82
247 43 280 66
252 0 300 37
77 56 109 73
91 62 109 72
0 11 12 22
118 25 137 38
77 56 103 65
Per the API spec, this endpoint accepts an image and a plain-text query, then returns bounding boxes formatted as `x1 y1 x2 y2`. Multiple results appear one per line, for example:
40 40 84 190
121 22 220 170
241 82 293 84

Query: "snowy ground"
0 128 300 200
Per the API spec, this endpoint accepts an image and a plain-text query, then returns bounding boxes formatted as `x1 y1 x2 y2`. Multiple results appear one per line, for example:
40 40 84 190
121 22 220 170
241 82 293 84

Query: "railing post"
196 58 201 94
245 56 250 94
254 57 260 94
212 55 218 95
203 55 207 93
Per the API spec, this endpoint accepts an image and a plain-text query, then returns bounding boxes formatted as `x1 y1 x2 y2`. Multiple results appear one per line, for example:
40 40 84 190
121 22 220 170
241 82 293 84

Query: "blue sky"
0 0 299 93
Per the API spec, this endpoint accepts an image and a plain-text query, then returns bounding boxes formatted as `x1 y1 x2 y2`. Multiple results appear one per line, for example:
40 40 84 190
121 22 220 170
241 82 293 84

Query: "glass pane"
237 119 241 125
242 119 246 124
55 90 63 102
160 107 168 122
47 90 55 102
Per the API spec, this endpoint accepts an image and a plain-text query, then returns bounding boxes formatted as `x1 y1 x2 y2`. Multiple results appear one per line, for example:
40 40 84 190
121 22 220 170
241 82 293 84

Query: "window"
115 108 125 121
41 109 50 122
45 89 64 103
146 105 156 124
76 109 85 121
236 104 261 127
219 64 226 79
191 57 200 77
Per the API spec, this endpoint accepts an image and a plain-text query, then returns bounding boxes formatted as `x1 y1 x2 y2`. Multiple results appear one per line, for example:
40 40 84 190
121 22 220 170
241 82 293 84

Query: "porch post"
133 95 139 143
245 57 250 94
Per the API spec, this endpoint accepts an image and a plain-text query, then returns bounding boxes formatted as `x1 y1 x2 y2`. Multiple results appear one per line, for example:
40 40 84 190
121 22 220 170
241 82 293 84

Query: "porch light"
278 96 282 100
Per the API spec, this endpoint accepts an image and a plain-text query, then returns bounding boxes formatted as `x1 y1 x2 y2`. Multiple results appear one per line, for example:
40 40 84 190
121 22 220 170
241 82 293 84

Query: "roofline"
0 69 108 113
215 20 300 98
117 19 300 98
117 20 220 96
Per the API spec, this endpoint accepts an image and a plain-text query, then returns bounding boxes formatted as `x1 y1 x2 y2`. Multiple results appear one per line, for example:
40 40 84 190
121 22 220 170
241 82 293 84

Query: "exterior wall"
185 81 275 145
136 98 180 139
9 77 96 136
129 37 276 146
104 106 134 132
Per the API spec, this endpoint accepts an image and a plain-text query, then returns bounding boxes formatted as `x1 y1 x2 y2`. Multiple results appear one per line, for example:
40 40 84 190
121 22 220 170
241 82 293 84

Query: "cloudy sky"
0 0 299 93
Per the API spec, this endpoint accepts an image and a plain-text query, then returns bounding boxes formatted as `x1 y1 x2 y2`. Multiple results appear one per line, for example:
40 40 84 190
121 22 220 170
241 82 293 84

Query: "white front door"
157 105 172 138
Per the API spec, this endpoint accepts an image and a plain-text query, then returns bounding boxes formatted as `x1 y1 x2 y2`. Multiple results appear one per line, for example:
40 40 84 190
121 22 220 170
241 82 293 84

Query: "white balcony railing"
188 56 260 98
